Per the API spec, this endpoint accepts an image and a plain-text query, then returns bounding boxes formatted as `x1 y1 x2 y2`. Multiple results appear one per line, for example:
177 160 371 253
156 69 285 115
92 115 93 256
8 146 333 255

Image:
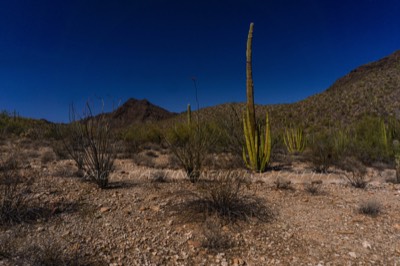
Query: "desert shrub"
51 141 70 160
349 116 391 165
0 111 28 137
358 199 382 217
210 104 244 156
150 170 168 183
0 111 55 140
64 103 116 188
391 139 400 184
304 180 323 195
122 123 163 154
41 150 56 165
0 156 32 225
338 157 368 188
307 130 340 173
274 177 293 190
176 171 274 223
165 109 218 182
132 153 156 168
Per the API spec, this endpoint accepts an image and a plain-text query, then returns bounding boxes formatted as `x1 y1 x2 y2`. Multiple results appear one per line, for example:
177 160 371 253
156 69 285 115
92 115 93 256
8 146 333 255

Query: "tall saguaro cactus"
242 22 272 172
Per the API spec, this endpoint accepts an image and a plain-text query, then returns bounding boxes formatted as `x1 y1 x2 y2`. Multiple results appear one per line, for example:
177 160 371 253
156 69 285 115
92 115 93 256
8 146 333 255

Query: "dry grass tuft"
172 171 275 224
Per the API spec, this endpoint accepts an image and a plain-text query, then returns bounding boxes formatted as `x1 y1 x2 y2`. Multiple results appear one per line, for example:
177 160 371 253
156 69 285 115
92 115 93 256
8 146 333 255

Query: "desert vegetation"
1 24 400 265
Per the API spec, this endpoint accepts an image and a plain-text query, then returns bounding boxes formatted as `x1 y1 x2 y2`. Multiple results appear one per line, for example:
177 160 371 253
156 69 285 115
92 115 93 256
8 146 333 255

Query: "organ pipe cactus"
283 126 306 154
242 22 272 172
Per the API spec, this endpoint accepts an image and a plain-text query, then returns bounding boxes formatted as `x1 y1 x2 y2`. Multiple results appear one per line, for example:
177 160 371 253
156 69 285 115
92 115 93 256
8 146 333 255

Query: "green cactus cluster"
242 23 272 173
283 126 306 154
242 110 271 172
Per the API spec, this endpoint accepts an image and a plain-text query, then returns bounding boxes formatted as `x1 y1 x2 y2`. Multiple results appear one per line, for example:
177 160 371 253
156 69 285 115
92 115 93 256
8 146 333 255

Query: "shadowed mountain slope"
109 98 177 127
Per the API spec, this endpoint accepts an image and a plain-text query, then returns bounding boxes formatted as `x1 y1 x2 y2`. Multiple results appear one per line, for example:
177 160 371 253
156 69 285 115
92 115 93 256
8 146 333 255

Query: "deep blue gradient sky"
1 0 400 122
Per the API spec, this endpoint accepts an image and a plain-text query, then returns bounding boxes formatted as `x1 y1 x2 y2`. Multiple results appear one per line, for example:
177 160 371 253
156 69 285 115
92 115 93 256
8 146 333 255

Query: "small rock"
139 206 148 212
188 240 202 248
100 207 111 213
151 206 160 212
362 241 372 249
393 224 400 230
37 227 45 232
349 252 357 259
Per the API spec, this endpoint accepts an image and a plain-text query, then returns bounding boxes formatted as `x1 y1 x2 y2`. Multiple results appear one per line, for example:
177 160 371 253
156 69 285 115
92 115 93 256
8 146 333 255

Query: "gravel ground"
1 149 400 265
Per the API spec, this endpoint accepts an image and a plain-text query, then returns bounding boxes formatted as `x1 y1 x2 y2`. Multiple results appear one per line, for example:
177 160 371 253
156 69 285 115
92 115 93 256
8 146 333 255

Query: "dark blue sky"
1 0 400 122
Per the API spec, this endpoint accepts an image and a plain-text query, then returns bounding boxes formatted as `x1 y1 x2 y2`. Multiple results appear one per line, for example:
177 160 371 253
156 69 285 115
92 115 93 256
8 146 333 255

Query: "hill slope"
190 50 400 130
109 98 176 127
280 50 400 126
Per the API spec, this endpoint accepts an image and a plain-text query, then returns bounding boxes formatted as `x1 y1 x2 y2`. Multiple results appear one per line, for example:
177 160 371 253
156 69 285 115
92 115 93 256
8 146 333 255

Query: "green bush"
307 129 340 173
122 123 163 153
349 116 391 165
166 120 217 182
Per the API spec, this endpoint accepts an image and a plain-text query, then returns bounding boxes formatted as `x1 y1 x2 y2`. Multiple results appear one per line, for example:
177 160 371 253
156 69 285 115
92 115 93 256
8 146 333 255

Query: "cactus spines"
242 22 272 172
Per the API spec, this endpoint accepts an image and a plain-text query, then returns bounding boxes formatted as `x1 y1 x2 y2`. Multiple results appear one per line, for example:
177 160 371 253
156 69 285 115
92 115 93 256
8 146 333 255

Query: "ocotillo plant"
187 104 192 125
242 23 272 172
283 126 306 154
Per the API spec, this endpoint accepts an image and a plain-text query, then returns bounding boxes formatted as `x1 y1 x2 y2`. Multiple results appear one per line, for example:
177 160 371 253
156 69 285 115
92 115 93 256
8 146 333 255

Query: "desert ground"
1 139 400 266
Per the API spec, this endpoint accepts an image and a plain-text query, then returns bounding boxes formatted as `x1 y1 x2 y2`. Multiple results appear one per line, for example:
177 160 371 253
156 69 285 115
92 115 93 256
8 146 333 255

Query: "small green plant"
358 199 382 217
242 23 272 173
283 126 306 154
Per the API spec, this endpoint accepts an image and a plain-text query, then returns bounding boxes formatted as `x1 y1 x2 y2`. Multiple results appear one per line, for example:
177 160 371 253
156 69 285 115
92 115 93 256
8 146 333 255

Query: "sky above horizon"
1 0 400 122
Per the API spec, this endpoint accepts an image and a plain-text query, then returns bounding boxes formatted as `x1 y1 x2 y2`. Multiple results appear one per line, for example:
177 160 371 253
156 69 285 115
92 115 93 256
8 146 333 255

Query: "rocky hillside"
188 50 400 130
274 50 400 127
